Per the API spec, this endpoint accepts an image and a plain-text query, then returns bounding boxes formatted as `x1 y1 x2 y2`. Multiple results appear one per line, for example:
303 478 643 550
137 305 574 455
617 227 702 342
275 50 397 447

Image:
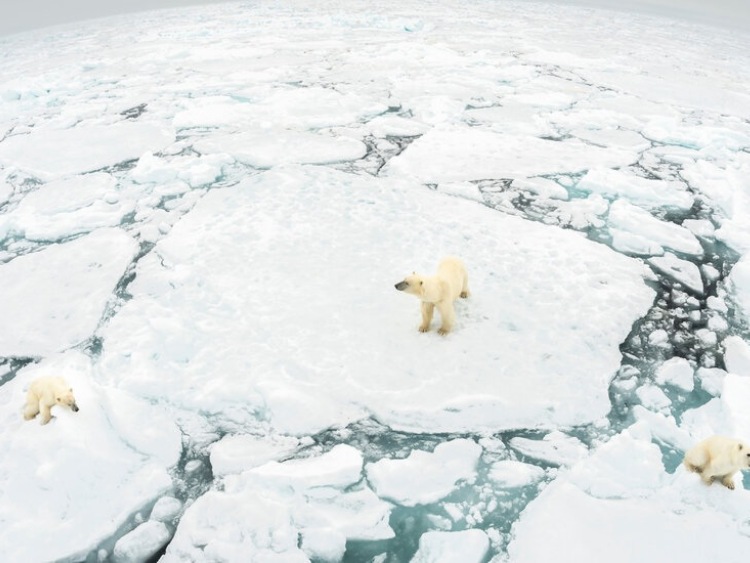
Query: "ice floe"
0 228 138 357
0 352 181 562
1 0 750 560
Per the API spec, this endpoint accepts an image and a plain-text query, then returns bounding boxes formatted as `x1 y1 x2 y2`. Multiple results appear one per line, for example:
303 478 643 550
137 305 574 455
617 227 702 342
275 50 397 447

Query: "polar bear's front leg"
721 474 736 490
436 301 455 335
23 397 40 421
39 403 53 425
420 302 434 332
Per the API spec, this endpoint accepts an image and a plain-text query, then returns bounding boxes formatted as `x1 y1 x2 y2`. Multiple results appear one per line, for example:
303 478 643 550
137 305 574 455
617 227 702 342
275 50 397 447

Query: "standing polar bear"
683 435 750 490
395 256 469 335
23 376 79 425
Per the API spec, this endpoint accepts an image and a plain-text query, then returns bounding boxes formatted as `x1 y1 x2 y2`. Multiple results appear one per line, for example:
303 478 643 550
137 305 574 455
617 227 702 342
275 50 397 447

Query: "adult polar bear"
395 257 469 335
23 375 80 425
684 435 750 490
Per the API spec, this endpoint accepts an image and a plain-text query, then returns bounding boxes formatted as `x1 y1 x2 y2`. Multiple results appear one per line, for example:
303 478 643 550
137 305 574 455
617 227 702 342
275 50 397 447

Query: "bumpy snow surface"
1 1 750 561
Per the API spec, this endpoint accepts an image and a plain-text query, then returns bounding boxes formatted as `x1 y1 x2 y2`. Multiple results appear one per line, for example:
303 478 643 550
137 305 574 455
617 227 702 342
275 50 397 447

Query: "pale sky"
1 0 749 37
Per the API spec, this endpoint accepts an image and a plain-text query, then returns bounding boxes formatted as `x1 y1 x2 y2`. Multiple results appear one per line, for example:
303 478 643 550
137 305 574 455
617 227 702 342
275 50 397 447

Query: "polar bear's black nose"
395 281 408 291
72 404 80 412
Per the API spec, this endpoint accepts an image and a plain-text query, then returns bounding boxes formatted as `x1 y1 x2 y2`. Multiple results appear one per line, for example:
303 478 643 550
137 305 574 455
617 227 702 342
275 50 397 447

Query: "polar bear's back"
29 375 69 396
437 256 468 300
684 435 745 472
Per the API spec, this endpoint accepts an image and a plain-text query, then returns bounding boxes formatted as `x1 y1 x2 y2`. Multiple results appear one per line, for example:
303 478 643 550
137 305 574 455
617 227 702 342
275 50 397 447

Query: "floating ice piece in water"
209 434 305 477
365 439 482 506
608 200 703 257
162 488 305 562
632 406 694 452
98 166 655 435
696 367 726 396
488 460 546 488
248 444 363 490
411 529 490 563
509 431 588 467
1 173 130 241
112 521 171 563
150 496 182 523
175 87 388 130
648 329 670 346
578 167 693 210
648 253 704 295
566 428 666 498
655 357 694 392
683 219 715 238
0 122 175 179
512 177 569 200
636 384 671 413
0 228 138 357
192 130 367 168
382 125 638 182
300 527 346 562
723 336 750 378
609 228 664 256
165 447 392 560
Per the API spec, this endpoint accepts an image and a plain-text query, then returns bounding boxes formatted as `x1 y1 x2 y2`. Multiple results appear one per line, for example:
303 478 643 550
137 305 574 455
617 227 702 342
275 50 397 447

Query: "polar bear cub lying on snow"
683 435 750 490
395 256 469 335
23 376 79 425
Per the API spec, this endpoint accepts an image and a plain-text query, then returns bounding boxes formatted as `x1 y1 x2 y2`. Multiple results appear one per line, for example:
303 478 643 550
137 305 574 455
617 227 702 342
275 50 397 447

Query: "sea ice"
654 357 694 392
149 496 183 523
0 122 175 180
636 385 672 413
648 253 704 295
112 521 171 563
165 445 393 560
209 433 306 477
382 125 638 183
509 432 588 467
488 460 546 488
411 529 490 563
365 439 482 506
97 166 655 435
0 173 131 241
1 0 749 560
0 228 138 357
696 367 726 396
723 336 750 377
193 130 368 168
578 167 693 211
608 200 703 257
508 428 750 563
0 352 181 562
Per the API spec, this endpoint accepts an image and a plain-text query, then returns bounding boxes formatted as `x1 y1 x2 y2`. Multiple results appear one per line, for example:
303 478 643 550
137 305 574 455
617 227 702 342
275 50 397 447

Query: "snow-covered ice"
0 352 181 561
0 228 138 357
412 529 490 563
366 439 482 506
1 0 750 560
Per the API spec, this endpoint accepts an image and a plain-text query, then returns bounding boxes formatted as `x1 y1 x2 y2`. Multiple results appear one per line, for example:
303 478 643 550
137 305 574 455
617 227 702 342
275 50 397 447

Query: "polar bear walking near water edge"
395 256 469 335
684 435 750 490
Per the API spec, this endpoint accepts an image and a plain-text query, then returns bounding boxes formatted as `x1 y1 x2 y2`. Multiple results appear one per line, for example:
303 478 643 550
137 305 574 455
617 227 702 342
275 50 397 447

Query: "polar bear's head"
738 442 750 468
395 274 425 297
56 388 80 413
